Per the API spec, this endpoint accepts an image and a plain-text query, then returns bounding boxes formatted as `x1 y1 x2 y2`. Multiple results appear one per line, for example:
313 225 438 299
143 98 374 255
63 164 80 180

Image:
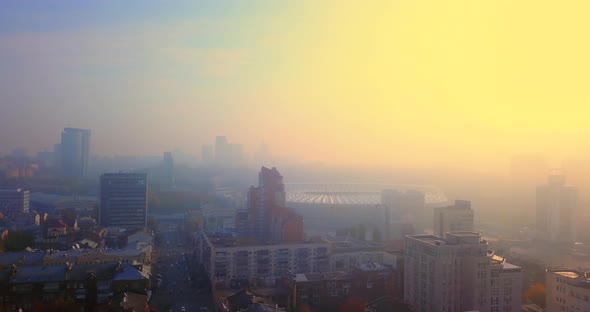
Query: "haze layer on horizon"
1 1 589 170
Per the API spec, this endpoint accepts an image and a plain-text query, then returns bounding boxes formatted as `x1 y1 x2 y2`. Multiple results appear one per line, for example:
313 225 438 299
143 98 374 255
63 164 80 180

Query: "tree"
523 283 546 308
2 230 35 252
63 208 76 223
340 297 368 312
372 227 382 242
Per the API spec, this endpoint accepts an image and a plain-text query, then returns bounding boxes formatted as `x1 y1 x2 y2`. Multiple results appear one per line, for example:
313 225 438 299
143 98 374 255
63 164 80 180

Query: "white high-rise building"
536 174 578 242
433 200 474 237
404 232 522 312
546 269 590 311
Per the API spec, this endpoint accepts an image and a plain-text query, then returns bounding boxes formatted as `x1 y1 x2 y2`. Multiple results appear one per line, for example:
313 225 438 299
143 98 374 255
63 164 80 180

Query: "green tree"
2 230 35 252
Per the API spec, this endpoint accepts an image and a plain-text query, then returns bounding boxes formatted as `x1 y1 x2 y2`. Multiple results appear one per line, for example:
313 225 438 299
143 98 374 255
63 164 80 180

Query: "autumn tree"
523 283 546 308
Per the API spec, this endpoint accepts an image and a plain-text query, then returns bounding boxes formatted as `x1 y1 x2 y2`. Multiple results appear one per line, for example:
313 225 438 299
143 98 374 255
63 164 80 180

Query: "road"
150 219 213 312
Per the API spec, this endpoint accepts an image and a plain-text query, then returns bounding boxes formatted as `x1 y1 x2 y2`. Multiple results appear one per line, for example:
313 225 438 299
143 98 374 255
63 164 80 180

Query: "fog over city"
1 1 589 312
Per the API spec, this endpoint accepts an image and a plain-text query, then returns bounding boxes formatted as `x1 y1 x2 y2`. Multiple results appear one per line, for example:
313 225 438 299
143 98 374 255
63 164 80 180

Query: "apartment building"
404 232 521 312
197 232 330 288
546 269 590 311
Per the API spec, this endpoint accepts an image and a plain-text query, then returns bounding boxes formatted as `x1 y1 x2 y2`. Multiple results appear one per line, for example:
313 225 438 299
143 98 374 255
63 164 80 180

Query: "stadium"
285 183 448 236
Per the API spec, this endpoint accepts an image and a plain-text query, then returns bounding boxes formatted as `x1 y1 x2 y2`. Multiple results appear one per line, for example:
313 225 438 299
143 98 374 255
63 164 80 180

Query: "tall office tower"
381 189 425 240
163 152 174 185
247 167 303 243
536 174 578 243
433 200 474 238
214 136 229 164
404 232 522 312
546 269 590 311
0 188 30 215
60 128 91 177
99 173 148 229
201 145 214 163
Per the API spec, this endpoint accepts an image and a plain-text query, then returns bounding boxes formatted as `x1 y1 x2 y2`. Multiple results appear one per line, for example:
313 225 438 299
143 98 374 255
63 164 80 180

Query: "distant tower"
201 145 213 163
163 152 174 185
215 136 229 164
433 200 474 238
536 172 577 242
60 128 91 178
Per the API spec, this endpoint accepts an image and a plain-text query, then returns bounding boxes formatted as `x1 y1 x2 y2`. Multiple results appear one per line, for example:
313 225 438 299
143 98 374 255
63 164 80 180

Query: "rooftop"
407 232 486 246
551 270 582 279
11 265 66 283
205 232 326 249
113 266 148 281
357 262 390 272
293 271 350 283
0 251 46 266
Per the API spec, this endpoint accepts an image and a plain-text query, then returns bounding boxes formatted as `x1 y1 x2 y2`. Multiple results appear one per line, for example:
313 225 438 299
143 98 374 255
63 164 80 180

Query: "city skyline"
1 1 590 169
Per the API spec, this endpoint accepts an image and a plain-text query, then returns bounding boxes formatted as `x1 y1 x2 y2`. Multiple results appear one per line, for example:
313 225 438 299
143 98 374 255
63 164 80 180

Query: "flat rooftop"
553 270 582 279
205 233 325 249
408 232 485 246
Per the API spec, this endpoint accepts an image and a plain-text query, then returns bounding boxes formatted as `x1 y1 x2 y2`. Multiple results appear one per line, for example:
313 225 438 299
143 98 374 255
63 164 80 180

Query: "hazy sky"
1 1 589 169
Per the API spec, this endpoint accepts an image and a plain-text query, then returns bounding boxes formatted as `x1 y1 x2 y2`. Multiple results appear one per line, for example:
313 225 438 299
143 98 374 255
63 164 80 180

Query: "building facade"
247 167 304 244
197 232 330 288
536 174 578 243
0 188 30 215
60 128 91 178
99 173 148 229
546 269 590 311
404 232 521 312
433 200 474 237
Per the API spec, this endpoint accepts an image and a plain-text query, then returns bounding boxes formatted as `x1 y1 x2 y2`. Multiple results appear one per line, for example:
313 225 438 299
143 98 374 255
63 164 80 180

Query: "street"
150 219 213 312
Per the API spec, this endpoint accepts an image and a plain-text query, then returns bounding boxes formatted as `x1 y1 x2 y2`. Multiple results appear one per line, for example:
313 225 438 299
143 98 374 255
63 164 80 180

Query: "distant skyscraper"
433 200 474 237
214 135 243 167
536 173 577 242
163 152 174 185
99 173 148 229
201 145 213 163
0 188 30 215
381 189 425 240
404 232 522 312
60 128 91 177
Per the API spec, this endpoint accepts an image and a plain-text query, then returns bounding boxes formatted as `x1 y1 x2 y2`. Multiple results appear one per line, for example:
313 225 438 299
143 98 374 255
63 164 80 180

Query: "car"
170 264 174 268
181 307 186 312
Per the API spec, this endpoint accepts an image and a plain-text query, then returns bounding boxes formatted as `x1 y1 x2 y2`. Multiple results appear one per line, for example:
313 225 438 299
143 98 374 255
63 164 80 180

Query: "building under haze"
536 174 578 243
60 128 91 178
201 145 213 163
214 135 243 167
247 167 304 244
381 189 425 240
546 268 590 311
0 188 30 215
404 232 522 312
99 173 148 229
163 152 174 185
433 200 474 237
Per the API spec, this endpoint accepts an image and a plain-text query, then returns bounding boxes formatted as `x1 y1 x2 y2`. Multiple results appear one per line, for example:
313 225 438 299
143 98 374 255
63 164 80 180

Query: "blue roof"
113 266 148 281
11 266 66 283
